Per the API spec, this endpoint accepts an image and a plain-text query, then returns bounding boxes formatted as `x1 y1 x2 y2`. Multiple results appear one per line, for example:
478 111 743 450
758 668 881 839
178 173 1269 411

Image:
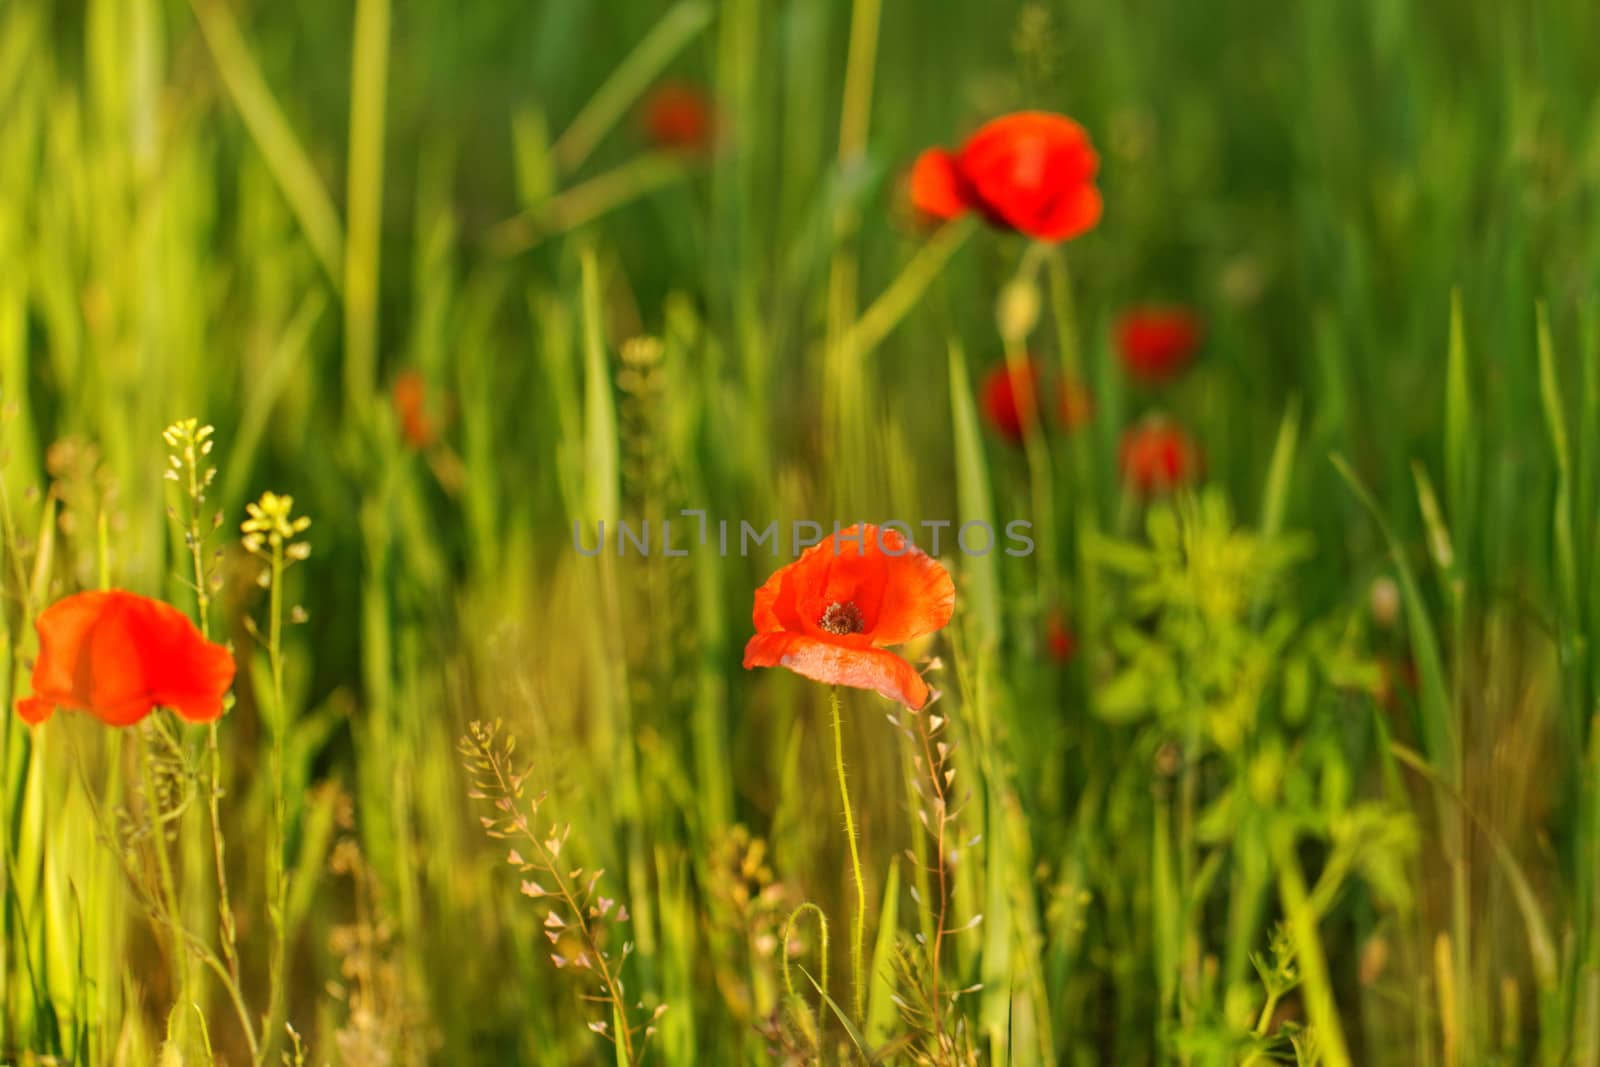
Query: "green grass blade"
551 0 714 174
864 859 900 1046
1332 454 1455 777
1444 290 1473 555
1259 395 1301 543
581 247 619 525
189 0 344 285
949 340 1000 648
1536 304 1580 642
1390 743 1557 988
343 0 391 412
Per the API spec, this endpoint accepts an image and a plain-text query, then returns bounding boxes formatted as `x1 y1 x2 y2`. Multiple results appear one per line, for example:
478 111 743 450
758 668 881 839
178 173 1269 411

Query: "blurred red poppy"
1057 377 1095 431
641 82 716 154
743 524 954 710
1116 306 1202 383
911 112 1102 242
1045 609 1077 662
981 360 1043 443
18 591 235 726
393 370 437 449
1119 419 1201 495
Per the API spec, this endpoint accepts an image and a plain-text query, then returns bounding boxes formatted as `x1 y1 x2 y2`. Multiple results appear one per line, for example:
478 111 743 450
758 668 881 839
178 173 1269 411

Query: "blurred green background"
2 0 1599 1064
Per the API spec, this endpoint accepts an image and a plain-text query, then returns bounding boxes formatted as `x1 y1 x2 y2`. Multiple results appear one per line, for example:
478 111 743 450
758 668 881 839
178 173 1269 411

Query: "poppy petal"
743 633 932 710
17 589 235 727
85 597 157 725
909 149 971 221
753 562 813 635
1029 183 1103 243
129 597 235 723
27 590 113 710
18 697 55 724
866 536 956 648
958 112 1101 241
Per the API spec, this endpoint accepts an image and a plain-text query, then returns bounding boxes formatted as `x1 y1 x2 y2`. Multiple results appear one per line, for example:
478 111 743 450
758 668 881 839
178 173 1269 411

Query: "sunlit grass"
3 1 1600 1064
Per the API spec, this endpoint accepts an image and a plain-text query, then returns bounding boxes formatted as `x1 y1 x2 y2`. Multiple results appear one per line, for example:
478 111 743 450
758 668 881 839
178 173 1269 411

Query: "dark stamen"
819 601 866 636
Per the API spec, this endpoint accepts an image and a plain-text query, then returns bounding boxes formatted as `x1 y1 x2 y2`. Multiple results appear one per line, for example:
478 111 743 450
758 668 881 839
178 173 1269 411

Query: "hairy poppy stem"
780 902 831 1025
829 686 867 1021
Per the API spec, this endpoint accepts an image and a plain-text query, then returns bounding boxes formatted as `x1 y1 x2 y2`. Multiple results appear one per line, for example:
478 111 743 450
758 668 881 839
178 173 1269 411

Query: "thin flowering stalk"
523 824 636 1064
242 491 310 1066
163 419 240 986
136 722 194 1009
829 686 868 1021
889 696 978 1057
461 722 644 1064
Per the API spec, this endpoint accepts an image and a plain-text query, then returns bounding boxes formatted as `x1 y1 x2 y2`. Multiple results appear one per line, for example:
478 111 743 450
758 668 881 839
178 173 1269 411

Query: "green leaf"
865 860 900 1047
949 341 1000 647
582 247 619 525
1332 455 1455 779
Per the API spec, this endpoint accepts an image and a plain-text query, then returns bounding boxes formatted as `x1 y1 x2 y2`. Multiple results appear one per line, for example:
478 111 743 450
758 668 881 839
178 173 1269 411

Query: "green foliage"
0 0 1597 1063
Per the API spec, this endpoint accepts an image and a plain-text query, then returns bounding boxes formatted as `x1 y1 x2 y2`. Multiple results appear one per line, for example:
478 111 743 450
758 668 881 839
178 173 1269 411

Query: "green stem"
839 217 975 362
1271 825 1353 1067
343 0 390 416
487 154 689 256
829 686 867 1022
548 0 715 174
259 539 288 1066
1238 990 1281 1067
781 901 831 1019
138 725 190 1002
183 446 241 990
1004 332 1058 607
1046 249 1105 656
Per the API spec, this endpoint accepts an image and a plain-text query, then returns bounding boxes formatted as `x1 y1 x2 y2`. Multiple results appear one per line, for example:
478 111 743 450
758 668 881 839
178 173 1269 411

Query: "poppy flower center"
819 601 866 636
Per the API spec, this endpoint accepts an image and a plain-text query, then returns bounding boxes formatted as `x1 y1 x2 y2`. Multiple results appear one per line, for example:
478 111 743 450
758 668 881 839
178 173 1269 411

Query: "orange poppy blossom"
1120 417 1201 495
1116 306 1202 383
911 112 1102 242
641 82 716 154
17 590 236 726
743 524 955 710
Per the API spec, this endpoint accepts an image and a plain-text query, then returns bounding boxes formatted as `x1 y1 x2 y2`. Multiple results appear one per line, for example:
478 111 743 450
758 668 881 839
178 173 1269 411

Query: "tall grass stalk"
343 0 390 414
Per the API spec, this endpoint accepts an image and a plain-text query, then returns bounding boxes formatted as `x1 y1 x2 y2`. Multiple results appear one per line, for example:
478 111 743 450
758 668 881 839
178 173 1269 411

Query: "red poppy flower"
743 524 954 710
641 82 715 154
1057 378 1094 431
1119 419 1201 495
1116 306 1202 383
18 590 236 726
980 360 1043 443
393 369 437 449
911 112 1102 242
1045 609 1077 663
